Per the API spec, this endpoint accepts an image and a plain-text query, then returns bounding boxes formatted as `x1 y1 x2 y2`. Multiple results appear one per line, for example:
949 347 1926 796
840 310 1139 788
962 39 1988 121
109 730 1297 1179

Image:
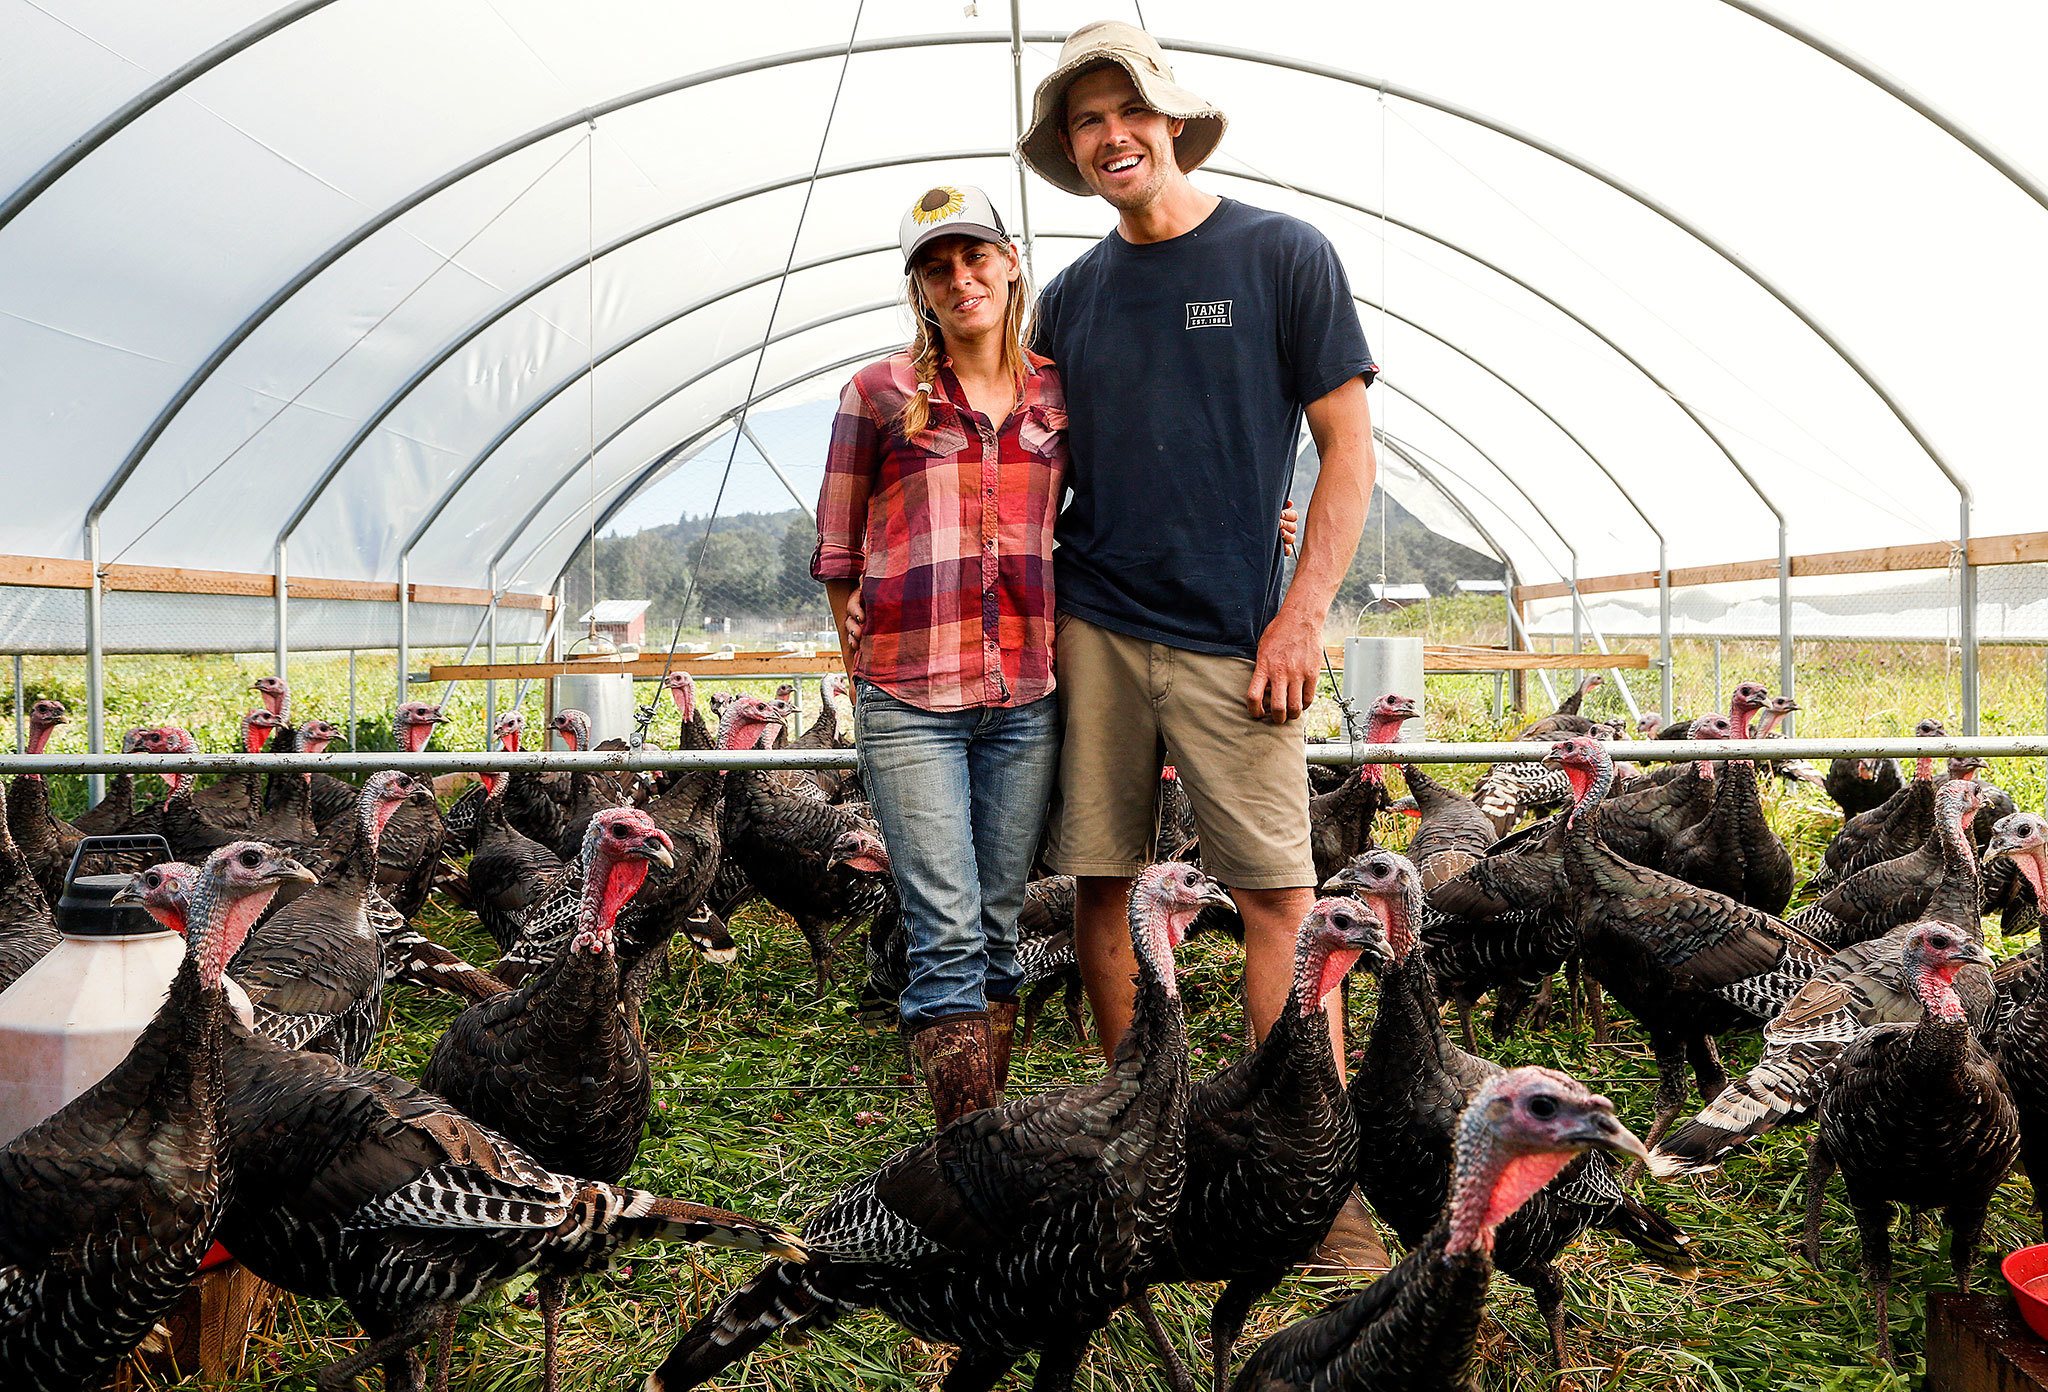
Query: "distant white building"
577 598 650 647
1368 582 1431 608
1454 578 1507 595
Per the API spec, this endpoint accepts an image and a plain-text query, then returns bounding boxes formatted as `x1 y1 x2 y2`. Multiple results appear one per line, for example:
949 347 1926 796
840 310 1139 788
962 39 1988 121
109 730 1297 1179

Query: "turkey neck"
1927 798 1983 931
1357 949 1460 1103
1906 972 1972 1075
1113 898 1192 1208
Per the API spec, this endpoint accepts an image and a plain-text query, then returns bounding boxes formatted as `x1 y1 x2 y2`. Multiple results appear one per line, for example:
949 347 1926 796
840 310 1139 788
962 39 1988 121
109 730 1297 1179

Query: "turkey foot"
1130 1288 1201 1392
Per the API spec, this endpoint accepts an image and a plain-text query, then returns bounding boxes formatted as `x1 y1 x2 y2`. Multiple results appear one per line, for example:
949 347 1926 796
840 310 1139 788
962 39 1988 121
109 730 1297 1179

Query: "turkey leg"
1129 1288 1201 1392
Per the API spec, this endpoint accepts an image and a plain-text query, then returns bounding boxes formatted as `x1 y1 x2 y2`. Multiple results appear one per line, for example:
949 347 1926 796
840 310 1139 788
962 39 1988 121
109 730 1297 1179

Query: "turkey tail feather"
643 1260 830 1392
1601 1195 1695 1272
603 1189 807 1261
1649 1069 1813 1178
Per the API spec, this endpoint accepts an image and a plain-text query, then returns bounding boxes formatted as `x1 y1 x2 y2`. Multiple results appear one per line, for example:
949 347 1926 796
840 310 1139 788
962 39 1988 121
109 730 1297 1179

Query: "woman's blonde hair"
899 242 1031 441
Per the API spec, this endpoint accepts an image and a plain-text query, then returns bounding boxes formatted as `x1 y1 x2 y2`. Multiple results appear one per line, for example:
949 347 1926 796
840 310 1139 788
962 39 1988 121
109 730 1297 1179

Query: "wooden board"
1925 1292 2048 1391
1514 529 2048 604
427 653 849 681
0 552 555 613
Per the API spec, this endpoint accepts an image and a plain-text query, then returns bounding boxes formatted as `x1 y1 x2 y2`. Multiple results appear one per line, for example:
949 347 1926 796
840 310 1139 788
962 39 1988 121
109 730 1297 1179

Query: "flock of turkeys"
0 669 2042 1389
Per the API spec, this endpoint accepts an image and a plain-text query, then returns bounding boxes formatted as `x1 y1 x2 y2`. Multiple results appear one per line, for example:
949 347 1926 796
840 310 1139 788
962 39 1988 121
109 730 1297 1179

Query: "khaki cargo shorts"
1044 613 1314 889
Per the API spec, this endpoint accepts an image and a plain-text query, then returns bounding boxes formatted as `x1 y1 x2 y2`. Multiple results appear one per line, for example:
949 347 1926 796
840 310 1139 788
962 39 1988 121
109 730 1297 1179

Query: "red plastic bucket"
2001 1244 2048 1340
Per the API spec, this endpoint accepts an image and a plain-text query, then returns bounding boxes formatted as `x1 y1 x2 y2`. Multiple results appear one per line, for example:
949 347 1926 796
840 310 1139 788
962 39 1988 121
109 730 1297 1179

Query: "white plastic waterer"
0 836 252 1147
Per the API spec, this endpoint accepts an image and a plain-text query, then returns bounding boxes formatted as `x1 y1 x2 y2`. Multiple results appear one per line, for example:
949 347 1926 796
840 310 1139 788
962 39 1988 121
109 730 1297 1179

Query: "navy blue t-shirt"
1032 198 1376 658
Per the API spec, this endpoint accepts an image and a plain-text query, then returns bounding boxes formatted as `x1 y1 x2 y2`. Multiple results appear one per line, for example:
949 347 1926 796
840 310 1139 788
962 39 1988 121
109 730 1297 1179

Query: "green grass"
19 645 2042 1390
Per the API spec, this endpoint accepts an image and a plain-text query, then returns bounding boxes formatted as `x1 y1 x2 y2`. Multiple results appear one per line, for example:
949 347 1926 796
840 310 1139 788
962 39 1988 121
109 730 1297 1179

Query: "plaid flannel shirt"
811 350 1065 712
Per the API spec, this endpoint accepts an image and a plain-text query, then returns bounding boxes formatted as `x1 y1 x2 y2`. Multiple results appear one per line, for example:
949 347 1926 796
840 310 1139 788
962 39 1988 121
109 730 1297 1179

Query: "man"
1019 23 1381 1268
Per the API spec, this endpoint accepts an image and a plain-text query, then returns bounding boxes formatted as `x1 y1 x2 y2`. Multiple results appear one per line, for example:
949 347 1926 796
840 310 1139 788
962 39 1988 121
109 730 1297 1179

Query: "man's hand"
1246 606 1322 724
1280 499 1299 557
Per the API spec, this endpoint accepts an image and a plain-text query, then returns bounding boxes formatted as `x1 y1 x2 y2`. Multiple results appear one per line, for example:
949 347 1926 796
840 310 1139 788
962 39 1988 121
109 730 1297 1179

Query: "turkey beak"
1194 878 1236 911
1954 938 1996 971
1566 1107 1651 1165
1984 830 2019 865
1541 750 1566 769
111 875 150 907
636 836 676 871
266 857 318 887
1320 864 1366 896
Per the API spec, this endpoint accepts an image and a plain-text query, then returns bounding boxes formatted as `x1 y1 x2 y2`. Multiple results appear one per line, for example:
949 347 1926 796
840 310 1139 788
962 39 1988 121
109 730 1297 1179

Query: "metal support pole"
485 563 499 740
1777 521 1794 726
738 420 816 521
84 519 105 805
396 554 411 713
1713 638 1724 711
1008 0 1034 274
1658 539 1673 724
347 650 357 741
1502 564 1523 715
12 656 23 751
1959 500 1979 733
274 540 289 683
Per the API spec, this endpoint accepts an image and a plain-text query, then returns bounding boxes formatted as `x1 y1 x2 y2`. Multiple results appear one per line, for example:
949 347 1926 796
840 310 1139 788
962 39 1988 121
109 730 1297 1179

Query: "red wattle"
596 858 651 935
1308 947 1363 1012
1482 1150 1575 1233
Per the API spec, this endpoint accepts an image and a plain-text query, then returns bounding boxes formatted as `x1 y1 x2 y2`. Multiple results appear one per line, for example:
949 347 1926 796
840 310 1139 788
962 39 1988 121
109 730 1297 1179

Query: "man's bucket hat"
1018 20 1227 197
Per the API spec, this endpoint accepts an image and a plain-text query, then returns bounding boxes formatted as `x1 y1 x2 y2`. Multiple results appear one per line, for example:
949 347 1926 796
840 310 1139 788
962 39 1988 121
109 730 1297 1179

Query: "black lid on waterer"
55 835 172 938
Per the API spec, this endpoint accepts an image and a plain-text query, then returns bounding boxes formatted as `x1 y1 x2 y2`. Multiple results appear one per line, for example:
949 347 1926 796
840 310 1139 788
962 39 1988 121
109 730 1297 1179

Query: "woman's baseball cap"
1019 21 1227 197
898 184 1011 271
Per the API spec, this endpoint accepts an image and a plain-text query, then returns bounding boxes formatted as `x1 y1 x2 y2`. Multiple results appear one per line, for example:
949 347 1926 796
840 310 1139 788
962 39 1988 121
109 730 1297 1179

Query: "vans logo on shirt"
1185 299 1233 330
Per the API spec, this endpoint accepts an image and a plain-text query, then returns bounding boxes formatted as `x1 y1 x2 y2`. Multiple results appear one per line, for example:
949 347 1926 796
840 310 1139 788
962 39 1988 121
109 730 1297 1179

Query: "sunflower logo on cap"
910 186 966 225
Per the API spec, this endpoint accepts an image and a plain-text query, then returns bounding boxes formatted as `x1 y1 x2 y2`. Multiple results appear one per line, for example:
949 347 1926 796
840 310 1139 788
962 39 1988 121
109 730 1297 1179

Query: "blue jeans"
853 681 1060 1030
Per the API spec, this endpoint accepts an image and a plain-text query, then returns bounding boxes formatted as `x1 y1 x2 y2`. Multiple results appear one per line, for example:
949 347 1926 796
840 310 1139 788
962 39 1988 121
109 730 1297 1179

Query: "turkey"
1806 718 1945 893
643 863 1231 1392
1789 778 1985 951
179 707 283 835
717 698 897 991
70 726 170 838
1650 783 1991 1177
1490 715 1736 867
1826 753 1904 821
464 769 565 951
229 771 428 1063
1991 814 2048 1235
248 676 356 830
1158 766 1200 862
215 1015 803 1392
1511 674 1604 741
1396 762 1495 890
1652 681 1771 744
443 711 525 849
496 698 789 992
1334 850 1692 1364
7 699 84 903
1803 924 2015 1364
1660 726 1795 914
0 841 312 1392
1752 695 1826 790
0 758 57 994
1308 694 1415 889
1226 1067 1651 1392
1547 737 1832 1141
421 807 675 1385
546 709 631 861
1985 812 2045 943
788 673 858 800
1469 758 1571 838
375 701 451 920
1134 897 1389 1392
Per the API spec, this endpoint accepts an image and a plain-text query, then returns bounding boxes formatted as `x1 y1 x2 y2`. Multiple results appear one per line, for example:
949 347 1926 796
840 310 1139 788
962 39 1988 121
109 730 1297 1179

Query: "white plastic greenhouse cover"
4 0 2047 636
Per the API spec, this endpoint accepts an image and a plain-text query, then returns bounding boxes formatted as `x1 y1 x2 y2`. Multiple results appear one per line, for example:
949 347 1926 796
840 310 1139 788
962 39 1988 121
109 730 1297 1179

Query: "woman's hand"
844 588 866 647
1280 499 1299 557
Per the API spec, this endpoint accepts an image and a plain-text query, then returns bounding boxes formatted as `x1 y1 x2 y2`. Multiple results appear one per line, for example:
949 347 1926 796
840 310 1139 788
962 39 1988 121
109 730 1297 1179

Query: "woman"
811 184 1059 1123
813 185 1293 1123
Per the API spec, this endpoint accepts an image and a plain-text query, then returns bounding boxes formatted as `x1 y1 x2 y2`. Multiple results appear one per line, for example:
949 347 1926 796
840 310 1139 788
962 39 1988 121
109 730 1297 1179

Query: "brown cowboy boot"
986 998 1020 1097
910 1012 995 1126
1303 1190 1392 1278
